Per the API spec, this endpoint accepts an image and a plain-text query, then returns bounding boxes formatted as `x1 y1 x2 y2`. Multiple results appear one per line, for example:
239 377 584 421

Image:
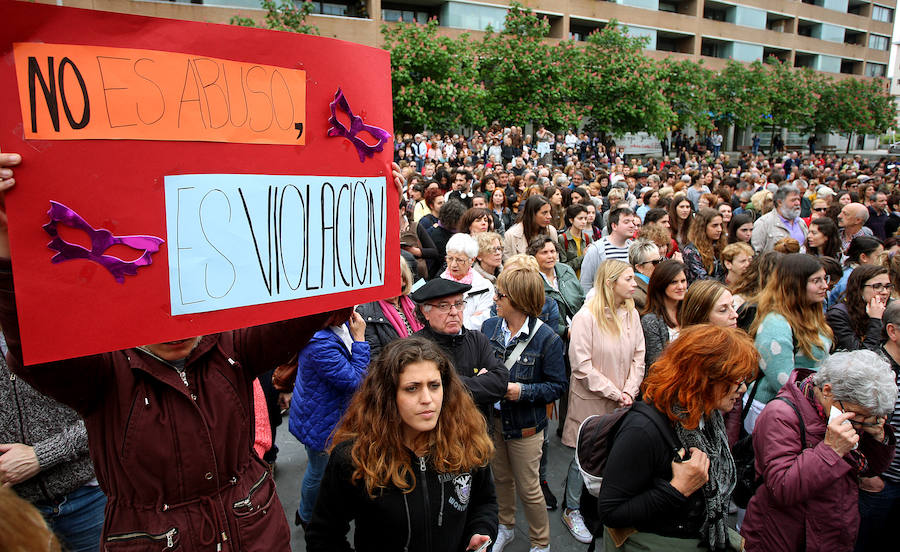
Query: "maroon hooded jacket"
741 369 895 551
0 259 329 552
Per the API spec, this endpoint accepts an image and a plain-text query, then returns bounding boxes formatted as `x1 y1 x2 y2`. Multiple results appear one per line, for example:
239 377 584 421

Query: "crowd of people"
2 125 900 552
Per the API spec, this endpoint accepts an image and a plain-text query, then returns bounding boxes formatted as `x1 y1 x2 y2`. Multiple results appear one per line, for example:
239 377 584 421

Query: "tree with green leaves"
230 0 319 34
573 21 674 137
709 60 770 131
656 58 714 132
762 59 821 150
816 77 895 153
477 3 580 128
382 19 486 131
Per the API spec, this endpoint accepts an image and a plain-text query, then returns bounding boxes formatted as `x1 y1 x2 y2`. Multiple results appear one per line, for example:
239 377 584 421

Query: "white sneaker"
529 547 550 552
561 508 593 544
493 524 515 552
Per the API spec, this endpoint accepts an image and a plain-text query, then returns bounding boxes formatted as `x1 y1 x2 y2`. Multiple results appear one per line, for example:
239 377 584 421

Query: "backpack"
576 401 680 497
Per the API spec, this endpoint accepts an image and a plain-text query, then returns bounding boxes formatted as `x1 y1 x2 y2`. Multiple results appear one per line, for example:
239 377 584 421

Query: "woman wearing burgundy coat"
741 351 896 551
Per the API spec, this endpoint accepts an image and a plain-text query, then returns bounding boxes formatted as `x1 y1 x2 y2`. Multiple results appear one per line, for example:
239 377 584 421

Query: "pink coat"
741 370 895 551
562 305 644 447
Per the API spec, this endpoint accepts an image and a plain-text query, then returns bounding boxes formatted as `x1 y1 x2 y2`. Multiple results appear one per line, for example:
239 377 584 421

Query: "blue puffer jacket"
289 328 370 451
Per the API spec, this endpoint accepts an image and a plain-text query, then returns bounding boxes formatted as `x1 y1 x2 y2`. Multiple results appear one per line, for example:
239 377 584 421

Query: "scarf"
674 410 735 552
797 375 869 473
378 296 423 338
441 267 474 286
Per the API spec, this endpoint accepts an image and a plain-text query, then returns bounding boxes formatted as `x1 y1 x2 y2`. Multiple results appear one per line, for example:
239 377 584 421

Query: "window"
873 5 894 22
865 63 886 77
869 34 890 50
382 8 428 23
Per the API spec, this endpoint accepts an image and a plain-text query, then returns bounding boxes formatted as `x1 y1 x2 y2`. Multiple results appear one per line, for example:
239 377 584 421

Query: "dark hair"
608 206 635 231
820 256 843 286
842 264 889 341
518 195 552 242
457 207 492 233
572 186 591 205
669 194 693 244
642 259 686 328
642 188 657 206
526 235 557 256
424 187 443 208
727 214 754 244
845 236 883 267
438 199 467 229
564 204 588 227
807 217 842 260
644 208 668 225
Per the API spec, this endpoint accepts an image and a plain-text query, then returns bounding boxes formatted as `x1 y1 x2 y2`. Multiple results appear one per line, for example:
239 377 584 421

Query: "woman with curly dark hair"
805 216 842 260
826 264 890 352
306 336 497 552
681 208 726 284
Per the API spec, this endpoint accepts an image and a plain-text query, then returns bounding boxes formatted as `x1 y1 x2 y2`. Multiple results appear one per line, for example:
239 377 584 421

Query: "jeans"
565 450 582 510
298 445 330 523
855 477 900 551
35 484 106 552
539 428 550 482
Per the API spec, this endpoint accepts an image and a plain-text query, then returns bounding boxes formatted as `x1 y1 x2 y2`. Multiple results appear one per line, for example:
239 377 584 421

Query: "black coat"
306 441 498 552
825 302 882 353
356 301 403 360
415 324 508 419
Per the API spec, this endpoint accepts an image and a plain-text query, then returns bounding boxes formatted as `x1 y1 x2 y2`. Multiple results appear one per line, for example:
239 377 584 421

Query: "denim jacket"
481 316 567 440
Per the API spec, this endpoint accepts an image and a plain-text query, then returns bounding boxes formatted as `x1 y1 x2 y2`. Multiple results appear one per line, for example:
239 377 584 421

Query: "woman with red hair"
597 325 758 551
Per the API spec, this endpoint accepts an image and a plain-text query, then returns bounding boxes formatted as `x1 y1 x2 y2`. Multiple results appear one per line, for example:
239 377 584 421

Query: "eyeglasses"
445 256 471 266
426 300 466 313
864 282 894 292
486 246 503 254
837 400 880 427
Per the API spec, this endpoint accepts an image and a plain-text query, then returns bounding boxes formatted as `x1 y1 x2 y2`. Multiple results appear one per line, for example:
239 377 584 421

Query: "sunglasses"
813 207 827 212
643 257 665 266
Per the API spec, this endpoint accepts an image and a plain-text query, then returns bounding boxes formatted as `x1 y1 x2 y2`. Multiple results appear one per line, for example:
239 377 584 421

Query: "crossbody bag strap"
773 396 807 449
504 318 544 370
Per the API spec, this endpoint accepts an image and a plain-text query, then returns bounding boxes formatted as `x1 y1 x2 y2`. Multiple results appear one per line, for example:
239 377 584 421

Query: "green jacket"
542 263 586 338
558 229 593 275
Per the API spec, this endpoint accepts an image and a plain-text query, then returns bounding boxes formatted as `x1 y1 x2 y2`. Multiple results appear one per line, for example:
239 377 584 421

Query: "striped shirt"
880 346 900 483
598 237 631 263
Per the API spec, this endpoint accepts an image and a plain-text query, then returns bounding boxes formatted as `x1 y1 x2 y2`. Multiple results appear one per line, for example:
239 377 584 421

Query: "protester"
580 207 637 292
289 307 369 529
0 485 61 552
641 260 687 369
720 242 753 288
473 231 503 283
558 203 594 278
356 257 424 359
420 186 445 231
598 325 757 551
747 254 833 431
458 207 493 235
741 350 896 552
305 337 498 552
504 195 558 258
490 187 514 234
727 213 754 245
482 267 567 552
826 264 890 353
563 260 645 544
669 194 693 249
628 238 661 311
805 216 842 260
430 199 468 263
529 236 585 340
678 280 738 329
441 233 495 331
682 207 726 284
828 236 884 308
839 202 874 252
751 184 808 253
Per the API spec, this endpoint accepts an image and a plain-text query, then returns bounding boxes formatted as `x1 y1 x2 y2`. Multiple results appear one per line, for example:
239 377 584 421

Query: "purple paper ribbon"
327 87 391 163
42 201 164 284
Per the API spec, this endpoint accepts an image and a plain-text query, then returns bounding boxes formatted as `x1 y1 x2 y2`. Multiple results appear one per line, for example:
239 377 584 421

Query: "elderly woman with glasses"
441 233 495 331
741 350 896 551
474 232 504 284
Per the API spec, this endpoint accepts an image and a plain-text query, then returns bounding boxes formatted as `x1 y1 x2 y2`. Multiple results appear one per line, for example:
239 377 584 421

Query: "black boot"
541 480 558 511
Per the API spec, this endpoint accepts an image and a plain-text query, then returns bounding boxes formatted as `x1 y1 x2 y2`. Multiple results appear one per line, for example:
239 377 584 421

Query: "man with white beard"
751 184 808 253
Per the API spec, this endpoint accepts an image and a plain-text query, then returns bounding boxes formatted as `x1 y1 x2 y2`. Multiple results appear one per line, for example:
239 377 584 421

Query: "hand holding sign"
0 149 22 258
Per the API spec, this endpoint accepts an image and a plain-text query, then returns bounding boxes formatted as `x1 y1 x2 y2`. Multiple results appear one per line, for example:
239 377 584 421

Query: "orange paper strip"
13 42 307 145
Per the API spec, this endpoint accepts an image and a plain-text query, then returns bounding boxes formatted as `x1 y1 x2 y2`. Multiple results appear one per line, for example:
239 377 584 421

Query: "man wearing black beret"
410 279 508 421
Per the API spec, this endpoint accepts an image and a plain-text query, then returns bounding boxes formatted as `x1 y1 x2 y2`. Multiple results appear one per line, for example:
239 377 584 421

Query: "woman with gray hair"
442 232 495 330
741 350 896 551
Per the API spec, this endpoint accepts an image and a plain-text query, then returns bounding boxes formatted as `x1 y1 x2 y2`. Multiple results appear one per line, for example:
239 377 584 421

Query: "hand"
466 534 490 551
277 392 292 412
618 392 634 408
392 161 405 198
862 416 887 443
866 296 887 320
670 447 709 497
0 443 40 486
671 251 684 263
0 150 22 258
825 411 860 457
859 476 885 493
505 382 521 401
348 310 366 342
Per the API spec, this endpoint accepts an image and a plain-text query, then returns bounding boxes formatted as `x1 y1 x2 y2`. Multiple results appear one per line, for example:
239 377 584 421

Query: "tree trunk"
846 132 852 155
769 122 776 154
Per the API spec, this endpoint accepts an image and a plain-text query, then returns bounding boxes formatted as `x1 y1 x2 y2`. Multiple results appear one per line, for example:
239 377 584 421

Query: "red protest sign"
1 1 398 365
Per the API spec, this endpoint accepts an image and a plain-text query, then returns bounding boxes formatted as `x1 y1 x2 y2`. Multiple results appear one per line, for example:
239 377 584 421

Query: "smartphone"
472 538 492 552
828 405 858 450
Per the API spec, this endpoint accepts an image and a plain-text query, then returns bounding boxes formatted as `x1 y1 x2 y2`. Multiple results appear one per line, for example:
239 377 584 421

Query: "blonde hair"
504 254 540 272
721 242 754 264
0 486 60 552
475 232 502 258
587 260 634 336
400 255 413 296
496 267 545 318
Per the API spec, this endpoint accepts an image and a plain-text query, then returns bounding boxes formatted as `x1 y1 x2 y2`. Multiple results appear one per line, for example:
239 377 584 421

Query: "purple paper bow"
327 88 392 162
42 201 165 284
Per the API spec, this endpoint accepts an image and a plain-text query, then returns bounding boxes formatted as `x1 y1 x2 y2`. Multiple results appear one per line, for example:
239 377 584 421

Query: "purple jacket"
741 370 895 551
